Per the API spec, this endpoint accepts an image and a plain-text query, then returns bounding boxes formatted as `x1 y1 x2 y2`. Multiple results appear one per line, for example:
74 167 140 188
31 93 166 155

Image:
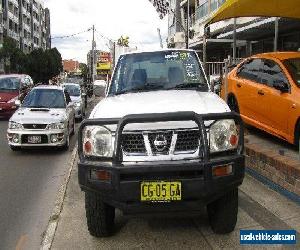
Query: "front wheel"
207 188 238 234
85 192 115 237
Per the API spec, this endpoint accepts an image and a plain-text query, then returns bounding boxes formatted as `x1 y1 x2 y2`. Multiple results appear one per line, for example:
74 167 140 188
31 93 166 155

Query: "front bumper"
7 128 68 147
79 155 245 214
77 111 245 214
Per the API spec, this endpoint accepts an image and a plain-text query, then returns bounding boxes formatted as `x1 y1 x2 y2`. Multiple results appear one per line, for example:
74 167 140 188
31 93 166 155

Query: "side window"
261 59 288 88
64 91 72 104
237 59 262 83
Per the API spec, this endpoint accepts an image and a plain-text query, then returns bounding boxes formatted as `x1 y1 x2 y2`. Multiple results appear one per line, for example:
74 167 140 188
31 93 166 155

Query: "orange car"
221 52 300 146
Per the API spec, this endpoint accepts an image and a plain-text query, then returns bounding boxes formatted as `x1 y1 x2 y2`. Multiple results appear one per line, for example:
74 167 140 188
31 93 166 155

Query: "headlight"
83 126 113 157
8 121 23 130
209 119 239 153
47 122 65 130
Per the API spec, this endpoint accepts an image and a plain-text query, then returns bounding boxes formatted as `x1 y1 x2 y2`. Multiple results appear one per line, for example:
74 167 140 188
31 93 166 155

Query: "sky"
44 0 168 63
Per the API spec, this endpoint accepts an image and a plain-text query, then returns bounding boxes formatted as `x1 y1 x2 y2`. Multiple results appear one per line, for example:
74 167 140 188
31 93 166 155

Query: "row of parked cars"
0 74 86 151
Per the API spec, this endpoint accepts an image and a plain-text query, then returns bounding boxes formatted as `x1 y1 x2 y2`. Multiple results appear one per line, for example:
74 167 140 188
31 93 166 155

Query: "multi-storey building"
0 1 3 73
168 0 300 62
1 0 51 54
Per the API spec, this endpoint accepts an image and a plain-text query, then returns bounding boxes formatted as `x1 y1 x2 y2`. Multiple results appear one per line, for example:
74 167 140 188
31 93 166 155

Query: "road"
0 98 96 250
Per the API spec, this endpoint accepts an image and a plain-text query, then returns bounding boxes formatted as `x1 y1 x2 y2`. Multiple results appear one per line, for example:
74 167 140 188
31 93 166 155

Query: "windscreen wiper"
165 83 208 90
114 84 165 96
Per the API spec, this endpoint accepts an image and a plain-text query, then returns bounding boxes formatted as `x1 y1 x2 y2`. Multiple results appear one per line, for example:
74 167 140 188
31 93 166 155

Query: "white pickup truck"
78 49 245 237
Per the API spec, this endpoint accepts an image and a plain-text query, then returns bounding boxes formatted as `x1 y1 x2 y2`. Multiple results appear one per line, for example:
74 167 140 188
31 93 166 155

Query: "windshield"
109 50 208 95
63 85 81 96
283 58 300 86
0 77 20 91
22 89 66 108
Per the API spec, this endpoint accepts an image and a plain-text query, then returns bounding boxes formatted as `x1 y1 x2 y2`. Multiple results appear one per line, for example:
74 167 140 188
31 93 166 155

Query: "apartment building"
168 0 300 61
1 0 51 54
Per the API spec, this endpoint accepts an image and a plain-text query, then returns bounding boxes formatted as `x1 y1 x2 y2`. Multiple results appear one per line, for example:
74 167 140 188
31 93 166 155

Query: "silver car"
62 83 86 120
7 85 75 151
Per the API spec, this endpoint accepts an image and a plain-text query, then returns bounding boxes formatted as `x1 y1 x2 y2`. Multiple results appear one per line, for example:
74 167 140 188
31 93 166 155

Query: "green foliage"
0 37 27 73
117 36 129 47
0 37 63 83
79 63 88 80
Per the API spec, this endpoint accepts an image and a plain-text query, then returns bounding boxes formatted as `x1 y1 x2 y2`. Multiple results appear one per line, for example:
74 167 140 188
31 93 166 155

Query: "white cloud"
44 0 168 63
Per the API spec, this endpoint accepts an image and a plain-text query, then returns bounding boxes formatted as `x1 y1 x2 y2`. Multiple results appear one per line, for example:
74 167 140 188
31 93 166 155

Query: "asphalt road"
0 97 97 250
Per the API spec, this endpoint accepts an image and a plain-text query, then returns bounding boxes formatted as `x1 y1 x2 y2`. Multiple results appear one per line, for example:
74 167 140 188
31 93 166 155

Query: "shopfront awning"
207 0 300 26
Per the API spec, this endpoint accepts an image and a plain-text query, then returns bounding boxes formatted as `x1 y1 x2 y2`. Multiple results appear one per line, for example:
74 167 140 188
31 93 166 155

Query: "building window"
9 19 13 30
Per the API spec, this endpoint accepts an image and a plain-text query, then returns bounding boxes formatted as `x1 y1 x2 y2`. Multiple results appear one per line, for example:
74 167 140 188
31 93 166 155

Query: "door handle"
258 90 264 96
237 83 241 88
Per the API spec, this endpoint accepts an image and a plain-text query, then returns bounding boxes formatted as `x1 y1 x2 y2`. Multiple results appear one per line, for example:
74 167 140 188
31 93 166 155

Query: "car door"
234 59 264 122
64 91 74 131
259 59 291 137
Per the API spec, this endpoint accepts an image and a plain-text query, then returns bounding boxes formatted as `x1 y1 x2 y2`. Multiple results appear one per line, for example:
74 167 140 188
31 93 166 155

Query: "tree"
79 63 88 81
0 37 27 73
26 47 63 83
117 36 129 47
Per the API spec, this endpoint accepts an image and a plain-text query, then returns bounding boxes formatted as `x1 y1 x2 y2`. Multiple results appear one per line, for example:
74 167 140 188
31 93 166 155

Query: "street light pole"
91 25 95 83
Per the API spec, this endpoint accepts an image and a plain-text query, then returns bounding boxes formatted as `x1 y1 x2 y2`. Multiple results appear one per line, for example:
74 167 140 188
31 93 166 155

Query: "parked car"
7 85 75 151
93 79 107 96
62 83 86 120
221 52 300 146
78 49 245 237
0 74 33 117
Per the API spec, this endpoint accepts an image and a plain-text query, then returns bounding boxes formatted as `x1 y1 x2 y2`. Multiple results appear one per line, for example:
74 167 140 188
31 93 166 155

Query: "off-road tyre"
85 192 115 237
207 188 238 234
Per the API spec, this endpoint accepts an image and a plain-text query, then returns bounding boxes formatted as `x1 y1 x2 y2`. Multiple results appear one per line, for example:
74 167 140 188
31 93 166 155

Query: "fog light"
11 134 19 143
91 170 111 181
51 134 58 143
213 165 232 177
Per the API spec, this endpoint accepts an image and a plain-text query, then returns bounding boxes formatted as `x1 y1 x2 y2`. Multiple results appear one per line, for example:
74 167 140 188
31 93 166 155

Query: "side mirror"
273 82 289 93
15 100 21 106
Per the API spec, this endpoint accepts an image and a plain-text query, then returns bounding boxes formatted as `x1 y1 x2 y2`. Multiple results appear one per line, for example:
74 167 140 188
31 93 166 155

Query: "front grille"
148 131 173 155
21 134 48 144
175 130 200 152
23 124 47 130
122 133 146 154
121 129 201 157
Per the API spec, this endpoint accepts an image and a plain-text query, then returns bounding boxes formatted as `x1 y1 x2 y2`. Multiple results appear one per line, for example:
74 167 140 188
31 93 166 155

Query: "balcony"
7 10 19 23
8 30 20 40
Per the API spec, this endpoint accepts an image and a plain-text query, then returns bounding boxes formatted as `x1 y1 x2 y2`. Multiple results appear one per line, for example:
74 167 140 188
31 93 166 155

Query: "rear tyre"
85 192 115 237
207 188 238 234
227 95 240 114
9 145 21 151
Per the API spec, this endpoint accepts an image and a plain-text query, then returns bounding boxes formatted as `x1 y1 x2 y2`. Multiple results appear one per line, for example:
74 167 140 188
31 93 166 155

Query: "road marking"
15 234 27 250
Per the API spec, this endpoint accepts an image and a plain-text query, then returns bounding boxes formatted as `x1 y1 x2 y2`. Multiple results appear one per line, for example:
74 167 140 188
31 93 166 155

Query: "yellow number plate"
140 181 181 202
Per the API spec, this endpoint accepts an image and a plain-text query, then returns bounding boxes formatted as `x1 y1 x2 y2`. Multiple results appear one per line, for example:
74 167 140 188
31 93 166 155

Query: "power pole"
157 28 163 48
91 25 95 83
186 0 190 49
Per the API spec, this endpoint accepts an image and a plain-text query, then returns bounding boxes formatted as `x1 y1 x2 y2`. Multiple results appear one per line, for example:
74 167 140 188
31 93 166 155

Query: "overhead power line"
51 27 92 40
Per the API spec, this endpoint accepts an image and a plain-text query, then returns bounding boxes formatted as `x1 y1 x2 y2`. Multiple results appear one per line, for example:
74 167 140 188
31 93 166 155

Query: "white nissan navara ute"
78 49 245 237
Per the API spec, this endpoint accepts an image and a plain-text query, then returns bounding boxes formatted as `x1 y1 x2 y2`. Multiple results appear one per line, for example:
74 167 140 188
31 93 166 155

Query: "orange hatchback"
221 52 300 146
